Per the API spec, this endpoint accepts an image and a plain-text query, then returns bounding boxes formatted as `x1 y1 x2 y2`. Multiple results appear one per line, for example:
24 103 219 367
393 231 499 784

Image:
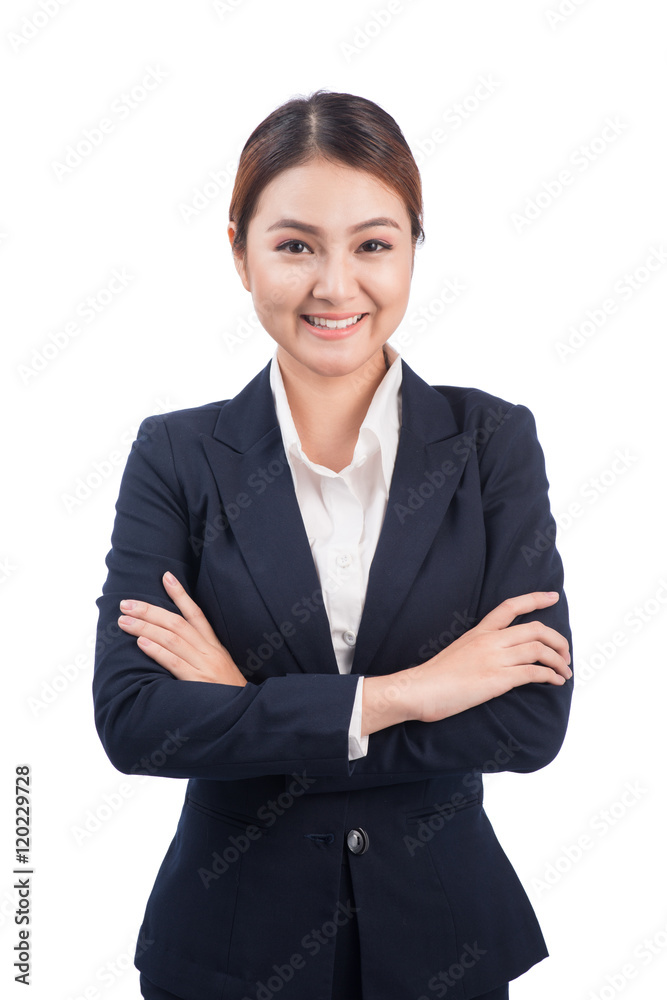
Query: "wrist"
360 668 421 737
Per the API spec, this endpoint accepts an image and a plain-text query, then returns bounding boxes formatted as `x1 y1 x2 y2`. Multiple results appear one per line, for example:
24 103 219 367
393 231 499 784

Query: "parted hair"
229 89 425 256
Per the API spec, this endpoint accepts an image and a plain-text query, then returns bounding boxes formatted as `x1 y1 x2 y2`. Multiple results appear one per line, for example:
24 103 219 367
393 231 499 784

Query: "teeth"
305 313 365 329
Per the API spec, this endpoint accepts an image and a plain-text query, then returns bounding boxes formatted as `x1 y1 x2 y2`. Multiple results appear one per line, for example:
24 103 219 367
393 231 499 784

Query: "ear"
227 222 251 292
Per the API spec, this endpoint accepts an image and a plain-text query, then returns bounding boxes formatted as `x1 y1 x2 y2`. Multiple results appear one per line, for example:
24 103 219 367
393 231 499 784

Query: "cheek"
375 263 412 313
254 260 311 317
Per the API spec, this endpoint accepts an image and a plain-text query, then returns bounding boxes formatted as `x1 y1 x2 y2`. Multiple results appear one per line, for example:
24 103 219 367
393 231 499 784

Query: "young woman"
93 90 573 1000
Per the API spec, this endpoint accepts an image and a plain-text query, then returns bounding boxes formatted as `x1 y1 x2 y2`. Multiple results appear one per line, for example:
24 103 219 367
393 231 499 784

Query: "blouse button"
337 553 352 568
342 630 357 647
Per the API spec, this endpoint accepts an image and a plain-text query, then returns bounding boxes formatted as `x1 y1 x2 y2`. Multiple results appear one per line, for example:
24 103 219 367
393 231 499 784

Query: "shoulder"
427 382 535 437
430 382 515 416
135 399 231 442
423 382 546 491
134 361 274 453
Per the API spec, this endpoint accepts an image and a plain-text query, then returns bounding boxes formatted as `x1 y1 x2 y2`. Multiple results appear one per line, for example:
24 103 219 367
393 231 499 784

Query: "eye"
276 240 312 255
358 240 392 253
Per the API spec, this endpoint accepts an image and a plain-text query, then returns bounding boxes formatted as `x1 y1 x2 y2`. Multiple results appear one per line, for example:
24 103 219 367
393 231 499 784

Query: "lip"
300 313 369 340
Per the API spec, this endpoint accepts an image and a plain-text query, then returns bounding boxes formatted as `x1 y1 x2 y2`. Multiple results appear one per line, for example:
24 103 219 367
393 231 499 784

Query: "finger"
478 592 560 632
503 641 572 679
134 634 207 681
162 572 222 647
118 614 207 669
498 621 571 665
118 600 212 657
505 661 570 689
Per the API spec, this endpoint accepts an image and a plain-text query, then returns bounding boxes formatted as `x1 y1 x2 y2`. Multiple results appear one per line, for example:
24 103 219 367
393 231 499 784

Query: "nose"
310 250 359 304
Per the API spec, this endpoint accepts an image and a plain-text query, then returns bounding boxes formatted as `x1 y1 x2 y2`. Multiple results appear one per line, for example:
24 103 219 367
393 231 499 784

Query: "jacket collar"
210 355 461 450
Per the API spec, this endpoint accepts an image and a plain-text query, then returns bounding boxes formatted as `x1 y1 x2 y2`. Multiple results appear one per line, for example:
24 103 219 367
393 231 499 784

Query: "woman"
93 90 573 1000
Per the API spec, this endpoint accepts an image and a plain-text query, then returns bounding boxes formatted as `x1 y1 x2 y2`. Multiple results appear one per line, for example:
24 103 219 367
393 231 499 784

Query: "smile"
301 313 369 339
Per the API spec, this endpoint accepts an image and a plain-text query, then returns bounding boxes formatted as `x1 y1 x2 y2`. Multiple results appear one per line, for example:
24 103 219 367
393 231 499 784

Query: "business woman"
93 90 573 1000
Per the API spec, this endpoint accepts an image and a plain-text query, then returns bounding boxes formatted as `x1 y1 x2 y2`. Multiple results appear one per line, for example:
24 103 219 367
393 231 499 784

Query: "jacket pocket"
185 793 270 831
404 793 481 827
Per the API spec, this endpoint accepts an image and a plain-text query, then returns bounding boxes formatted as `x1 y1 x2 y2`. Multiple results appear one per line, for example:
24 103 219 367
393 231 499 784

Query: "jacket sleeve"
92 415 360 781
348 401 573 779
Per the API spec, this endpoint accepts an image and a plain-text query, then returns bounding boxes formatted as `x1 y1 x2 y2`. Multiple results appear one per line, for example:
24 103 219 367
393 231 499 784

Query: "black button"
346 828 370 855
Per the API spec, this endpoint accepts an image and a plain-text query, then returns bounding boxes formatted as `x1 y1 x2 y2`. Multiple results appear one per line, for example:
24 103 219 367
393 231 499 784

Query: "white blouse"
269 343 403 761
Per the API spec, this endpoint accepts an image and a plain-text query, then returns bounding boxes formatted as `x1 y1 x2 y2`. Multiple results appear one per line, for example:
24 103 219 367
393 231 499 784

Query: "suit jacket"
93 355 573 1000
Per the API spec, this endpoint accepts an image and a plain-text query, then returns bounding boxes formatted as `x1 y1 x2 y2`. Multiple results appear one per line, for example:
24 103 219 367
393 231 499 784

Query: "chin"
312 352 385 380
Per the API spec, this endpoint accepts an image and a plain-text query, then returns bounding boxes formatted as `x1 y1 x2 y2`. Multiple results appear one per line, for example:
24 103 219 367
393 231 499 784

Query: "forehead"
251 158 409 227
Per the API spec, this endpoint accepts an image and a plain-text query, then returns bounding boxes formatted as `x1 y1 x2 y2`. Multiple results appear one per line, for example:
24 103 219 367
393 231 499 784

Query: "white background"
2 1 666 998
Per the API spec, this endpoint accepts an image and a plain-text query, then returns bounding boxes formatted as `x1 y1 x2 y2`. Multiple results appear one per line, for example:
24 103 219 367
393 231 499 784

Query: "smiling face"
228 157 414 383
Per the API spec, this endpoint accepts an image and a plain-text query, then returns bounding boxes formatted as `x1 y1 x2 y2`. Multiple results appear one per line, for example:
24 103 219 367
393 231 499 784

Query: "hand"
117 572 247 686
361 591 571 735
411 591 571 724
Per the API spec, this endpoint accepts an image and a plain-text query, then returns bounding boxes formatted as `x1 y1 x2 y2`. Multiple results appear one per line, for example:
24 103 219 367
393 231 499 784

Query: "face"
228 157 414 383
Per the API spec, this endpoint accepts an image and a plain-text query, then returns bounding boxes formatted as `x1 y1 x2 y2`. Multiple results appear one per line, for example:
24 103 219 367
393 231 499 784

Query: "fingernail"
120 600 136 611
164 572 176 585
118 615 136 626
546 592 559 598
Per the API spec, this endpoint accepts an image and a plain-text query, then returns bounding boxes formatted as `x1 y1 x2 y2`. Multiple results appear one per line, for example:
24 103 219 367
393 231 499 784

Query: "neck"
276 344 397 464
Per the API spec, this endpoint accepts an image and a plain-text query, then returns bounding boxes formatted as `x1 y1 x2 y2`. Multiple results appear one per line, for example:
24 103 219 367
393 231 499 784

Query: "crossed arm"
96 401 573 780
117 573 571 739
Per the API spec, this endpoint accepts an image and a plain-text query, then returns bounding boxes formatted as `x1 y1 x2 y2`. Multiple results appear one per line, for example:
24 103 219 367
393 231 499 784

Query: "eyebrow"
266 216 402 235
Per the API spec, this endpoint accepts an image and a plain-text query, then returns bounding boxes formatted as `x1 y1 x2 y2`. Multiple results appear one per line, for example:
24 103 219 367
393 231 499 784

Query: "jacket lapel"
201 358 471 677
349 361 471 674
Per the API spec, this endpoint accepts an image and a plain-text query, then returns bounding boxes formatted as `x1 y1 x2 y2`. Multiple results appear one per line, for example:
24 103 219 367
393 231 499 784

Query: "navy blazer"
93 355 573 1000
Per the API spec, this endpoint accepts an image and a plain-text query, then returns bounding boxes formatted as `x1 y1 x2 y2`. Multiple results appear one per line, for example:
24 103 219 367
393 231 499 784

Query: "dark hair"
229 89 424 256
